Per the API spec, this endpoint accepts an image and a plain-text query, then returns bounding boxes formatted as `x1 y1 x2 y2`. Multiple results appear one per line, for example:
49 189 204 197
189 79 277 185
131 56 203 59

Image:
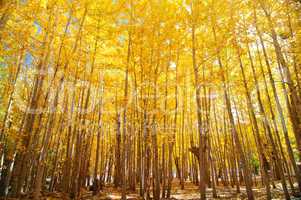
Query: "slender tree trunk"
233 37 271 199
212 25 254 200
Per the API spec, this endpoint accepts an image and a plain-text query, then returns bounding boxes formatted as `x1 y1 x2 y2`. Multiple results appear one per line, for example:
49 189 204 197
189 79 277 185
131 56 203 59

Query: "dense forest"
0 0 301 199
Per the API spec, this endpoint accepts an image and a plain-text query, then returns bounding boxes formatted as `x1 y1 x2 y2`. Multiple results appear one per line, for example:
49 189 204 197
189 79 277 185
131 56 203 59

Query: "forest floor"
7 179 301 200
99 181 299 200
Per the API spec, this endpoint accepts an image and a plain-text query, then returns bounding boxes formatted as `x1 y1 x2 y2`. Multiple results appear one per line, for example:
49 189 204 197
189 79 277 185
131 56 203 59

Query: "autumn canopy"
0 0 301 200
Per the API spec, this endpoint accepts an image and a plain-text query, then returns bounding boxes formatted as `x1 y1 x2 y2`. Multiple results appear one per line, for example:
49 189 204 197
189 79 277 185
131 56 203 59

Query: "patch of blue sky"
0 56 6 68
20 0 27 5
118 35 126 45
63 12 74 34
0 56 8 83
115 12 129 26
24 52 33 68
71 16 79 25
116 18 128 26
34 21 42 35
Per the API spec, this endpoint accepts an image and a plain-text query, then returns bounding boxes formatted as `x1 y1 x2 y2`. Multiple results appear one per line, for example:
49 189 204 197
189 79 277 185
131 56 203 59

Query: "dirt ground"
6 180 301 200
